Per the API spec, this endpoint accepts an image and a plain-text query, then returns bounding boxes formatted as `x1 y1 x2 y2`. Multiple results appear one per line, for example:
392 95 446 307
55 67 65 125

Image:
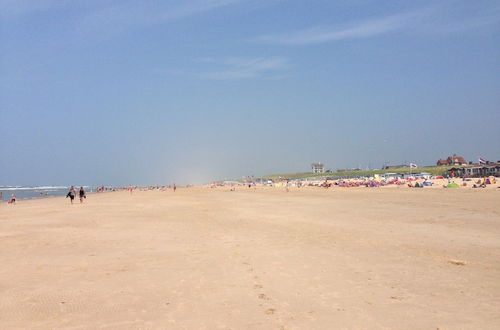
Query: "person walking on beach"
7 194 16 204
66 186 76 204
129 185 133 194
79 187 86 203
173 184 176 192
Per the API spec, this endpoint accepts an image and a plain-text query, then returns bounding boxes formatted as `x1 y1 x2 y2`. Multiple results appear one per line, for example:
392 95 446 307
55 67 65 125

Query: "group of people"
66 186 86 204
472 177 497 188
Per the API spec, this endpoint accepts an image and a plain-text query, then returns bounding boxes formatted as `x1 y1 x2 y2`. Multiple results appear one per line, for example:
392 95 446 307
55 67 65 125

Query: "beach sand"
1 187 499 329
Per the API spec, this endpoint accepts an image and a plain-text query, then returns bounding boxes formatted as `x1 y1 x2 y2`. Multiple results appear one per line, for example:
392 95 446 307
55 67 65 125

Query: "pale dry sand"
1 187 500 329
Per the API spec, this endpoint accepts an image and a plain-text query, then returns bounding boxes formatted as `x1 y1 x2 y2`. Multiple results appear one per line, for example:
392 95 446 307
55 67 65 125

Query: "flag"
410 163 417 168
478 157 486 164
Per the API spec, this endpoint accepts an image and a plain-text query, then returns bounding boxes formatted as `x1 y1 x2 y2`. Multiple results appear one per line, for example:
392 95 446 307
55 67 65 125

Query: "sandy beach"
1 187 499 329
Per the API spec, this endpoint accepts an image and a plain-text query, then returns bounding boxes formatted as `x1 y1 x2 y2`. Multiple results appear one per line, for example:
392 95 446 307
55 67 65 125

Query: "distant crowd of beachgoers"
212 174 499 190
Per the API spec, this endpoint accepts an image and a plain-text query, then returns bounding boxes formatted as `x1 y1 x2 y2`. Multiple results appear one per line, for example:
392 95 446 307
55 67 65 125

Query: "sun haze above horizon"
1 0 499 186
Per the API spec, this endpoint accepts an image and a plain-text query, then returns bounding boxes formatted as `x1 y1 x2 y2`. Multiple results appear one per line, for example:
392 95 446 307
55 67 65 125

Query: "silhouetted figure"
79 187 86 203
66 186 76 204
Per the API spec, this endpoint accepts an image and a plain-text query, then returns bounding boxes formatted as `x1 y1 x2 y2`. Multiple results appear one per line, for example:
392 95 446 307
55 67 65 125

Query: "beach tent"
446 182 459 188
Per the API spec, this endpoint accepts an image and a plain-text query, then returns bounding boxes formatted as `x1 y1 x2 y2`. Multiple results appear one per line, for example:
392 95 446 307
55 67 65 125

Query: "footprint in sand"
258 293 270 300
253 284 263 289
265 308 276 315
448 259 467 266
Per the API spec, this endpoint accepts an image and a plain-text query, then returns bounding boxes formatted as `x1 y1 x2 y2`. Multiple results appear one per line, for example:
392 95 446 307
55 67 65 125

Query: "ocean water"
0 186 93 201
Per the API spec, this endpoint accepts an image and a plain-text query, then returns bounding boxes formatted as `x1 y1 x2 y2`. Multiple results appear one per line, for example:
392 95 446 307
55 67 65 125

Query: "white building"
311 162 325 173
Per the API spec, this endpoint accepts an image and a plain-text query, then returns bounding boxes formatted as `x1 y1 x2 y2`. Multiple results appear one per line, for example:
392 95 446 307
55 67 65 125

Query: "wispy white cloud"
255 10 427 45
76 0 245 35
1 0 243 18
1 0 248 36
193 57 288 80
161 0 243 20
254 4 500 45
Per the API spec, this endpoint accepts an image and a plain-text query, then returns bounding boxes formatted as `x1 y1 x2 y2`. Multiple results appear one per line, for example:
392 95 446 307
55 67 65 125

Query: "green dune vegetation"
262 166 455 180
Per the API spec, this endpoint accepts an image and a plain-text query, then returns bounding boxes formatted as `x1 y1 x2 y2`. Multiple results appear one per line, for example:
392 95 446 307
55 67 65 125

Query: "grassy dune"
262 165 454 180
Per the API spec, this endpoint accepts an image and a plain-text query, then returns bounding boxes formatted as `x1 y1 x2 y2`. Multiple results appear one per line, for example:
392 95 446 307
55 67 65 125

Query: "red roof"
447 156 466 164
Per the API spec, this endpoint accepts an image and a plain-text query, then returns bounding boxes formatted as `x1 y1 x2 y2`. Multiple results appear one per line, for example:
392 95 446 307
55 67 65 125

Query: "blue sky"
1 0 499 185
